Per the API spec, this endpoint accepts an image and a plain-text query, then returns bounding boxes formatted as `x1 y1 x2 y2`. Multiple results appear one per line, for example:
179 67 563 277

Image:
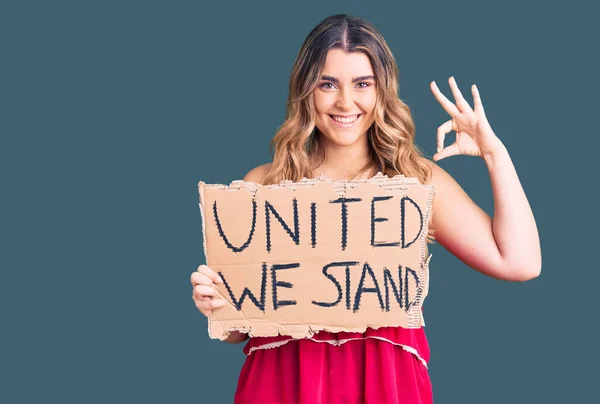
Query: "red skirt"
234 326 433 404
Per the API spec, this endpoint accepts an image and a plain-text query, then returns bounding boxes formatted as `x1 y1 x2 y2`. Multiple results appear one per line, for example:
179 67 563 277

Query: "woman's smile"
328 113 363 128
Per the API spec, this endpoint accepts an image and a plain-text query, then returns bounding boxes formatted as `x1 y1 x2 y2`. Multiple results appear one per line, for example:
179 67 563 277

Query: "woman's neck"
309 133 374 181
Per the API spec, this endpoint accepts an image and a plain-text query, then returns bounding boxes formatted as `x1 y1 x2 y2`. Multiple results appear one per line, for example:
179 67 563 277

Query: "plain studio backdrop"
1 1 598 403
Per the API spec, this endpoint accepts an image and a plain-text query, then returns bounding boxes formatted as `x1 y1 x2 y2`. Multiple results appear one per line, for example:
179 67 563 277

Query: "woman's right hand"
191 264 226 317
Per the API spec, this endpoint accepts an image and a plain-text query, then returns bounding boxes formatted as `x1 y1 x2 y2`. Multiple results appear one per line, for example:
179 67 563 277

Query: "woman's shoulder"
416 155 452 188
243 163 273 185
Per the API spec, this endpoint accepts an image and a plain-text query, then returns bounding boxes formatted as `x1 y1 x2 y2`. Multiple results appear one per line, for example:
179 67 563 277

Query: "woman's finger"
197 264 223 284
436 119 454 153
430 81 461 117
448 76 473 113
433 141 462 161
190 271 213 288
195 298 227 316
193 284 218 300
471 84 485 116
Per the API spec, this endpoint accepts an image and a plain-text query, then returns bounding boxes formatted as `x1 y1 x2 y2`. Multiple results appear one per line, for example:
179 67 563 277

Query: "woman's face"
313 49 377 147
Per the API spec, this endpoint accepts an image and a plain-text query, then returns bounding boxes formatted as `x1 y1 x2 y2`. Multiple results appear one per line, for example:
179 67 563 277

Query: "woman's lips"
328 114 363 128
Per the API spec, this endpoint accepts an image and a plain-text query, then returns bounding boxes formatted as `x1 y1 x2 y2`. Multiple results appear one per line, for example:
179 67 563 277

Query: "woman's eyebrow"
320 75 376 83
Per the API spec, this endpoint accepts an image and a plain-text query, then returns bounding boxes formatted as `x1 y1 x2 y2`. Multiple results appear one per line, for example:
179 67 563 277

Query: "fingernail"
217 276 224 284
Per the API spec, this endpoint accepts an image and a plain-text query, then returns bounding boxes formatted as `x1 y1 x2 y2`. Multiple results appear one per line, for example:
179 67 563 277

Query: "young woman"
191 14 541 404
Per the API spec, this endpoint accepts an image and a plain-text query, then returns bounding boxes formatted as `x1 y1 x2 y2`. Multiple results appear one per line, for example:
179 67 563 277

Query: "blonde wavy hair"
262 14 436 243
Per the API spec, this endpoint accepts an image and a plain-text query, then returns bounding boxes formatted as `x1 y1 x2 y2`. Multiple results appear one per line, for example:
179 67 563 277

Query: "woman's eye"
319 82 371 89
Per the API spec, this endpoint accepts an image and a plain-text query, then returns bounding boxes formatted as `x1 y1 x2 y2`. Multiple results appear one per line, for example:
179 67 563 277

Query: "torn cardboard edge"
198 172 435 340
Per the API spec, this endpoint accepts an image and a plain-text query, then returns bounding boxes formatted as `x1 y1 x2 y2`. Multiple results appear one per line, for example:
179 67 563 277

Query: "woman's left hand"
430 76 505 161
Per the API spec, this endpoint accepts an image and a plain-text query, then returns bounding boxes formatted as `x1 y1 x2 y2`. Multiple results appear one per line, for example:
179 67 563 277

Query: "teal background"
1 0 597 403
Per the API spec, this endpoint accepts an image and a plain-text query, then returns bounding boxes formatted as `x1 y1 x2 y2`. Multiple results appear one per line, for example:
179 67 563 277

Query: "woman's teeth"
330 114 361 123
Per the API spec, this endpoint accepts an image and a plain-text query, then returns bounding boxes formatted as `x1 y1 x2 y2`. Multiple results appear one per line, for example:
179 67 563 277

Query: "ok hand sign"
430 76 505 161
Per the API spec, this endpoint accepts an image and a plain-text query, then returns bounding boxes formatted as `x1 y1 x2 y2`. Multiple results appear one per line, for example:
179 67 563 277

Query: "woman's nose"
335 89 354 110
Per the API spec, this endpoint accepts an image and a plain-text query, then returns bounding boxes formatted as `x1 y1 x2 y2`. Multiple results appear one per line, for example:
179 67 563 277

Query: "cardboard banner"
198 173 434 340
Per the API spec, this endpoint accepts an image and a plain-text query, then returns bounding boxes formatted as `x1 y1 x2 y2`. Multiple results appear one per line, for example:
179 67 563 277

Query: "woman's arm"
428 144 541 282
427 78 541 281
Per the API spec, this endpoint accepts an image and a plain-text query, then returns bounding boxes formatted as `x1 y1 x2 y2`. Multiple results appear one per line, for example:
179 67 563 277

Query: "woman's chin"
325 131 363 146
